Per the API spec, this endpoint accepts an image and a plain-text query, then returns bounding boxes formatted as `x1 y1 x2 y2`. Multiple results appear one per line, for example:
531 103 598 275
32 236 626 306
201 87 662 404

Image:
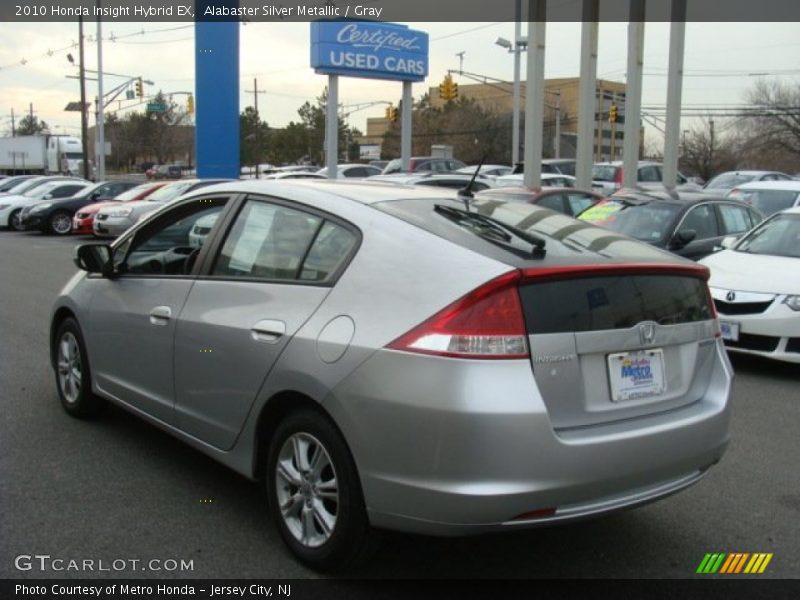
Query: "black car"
20 180 139 235
578 190 764 260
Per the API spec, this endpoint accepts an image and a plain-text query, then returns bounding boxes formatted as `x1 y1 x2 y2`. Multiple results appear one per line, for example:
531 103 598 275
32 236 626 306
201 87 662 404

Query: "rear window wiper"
434 204 546 257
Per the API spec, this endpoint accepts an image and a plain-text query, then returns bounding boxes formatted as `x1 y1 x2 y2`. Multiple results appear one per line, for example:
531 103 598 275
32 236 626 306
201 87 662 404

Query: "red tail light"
387 271 529 359
614 167 624 187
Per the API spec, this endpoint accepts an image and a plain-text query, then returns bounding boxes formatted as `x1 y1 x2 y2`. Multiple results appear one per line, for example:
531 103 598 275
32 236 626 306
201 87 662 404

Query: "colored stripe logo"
696 553 773 574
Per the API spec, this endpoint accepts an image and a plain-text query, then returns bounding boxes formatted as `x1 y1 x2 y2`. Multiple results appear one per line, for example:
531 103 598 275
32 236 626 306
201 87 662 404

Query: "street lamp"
495 31 526 166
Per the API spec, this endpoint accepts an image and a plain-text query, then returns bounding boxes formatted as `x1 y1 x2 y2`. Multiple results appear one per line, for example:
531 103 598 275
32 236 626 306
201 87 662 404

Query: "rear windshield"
520 275 714 334
592 165 618 182
374 197 675 268
737 189 799 217
705 173 756 189
580 198 680 243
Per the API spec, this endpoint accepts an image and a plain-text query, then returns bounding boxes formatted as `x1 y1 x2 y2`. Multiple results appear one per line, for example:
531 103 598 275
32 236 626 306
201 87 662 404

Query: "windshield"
736 189 799 217
0 177 33 192
146 181 194 203
735 213 800 258
8 178 48 195
63 152 84 160
579 198 680 243
705 173 756 189
114 183 158 202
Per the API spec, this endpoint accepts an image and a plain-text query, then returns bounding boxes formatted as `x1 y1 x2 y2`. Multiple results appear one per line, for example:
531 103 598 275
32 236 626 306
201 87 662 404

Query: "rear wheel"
8 209 24 231
266 410 376 571
48 211 73 235
54 318 105 418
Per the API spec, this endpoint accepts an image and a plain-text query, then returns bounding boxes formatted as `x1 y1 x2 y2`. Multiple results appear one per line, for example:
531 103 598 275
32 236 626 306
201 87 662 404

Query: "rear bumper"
327 341 733 535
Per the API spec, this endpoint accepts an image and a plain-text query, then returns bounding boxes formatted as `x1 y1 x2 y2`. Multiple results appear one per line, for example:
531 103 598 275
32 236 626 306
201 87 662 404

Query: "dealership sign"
310 21 429 82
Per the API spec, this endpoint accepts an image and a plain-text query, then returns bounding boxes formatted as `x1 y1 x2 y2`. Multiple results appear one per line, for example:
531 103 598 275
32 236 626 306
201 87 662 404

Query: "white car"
494 172 576 188
705 170 794 195
700 207 800 364
455 164 513 180
316 164 383 178
0 180 91 230
726 180 800 217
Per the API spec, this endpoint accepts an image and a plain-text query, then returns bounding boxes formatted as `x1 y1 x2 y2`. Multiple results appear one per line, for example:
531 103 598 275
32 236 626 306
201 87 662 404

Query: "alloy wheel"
57 332 82 404
275 432 339 548
51 213 72 235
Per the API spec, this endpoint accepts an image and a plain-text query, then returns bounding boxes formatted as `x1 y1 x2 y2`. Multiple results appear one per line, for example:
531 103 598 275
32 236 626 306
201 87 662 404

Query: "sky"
0 20 798 150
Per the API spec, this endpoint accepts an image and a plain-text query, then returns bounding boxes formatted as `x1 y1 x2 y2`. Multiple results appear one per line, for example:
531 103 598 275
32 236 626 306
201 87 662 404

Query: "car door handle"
251 319 286 343
149 306 172 325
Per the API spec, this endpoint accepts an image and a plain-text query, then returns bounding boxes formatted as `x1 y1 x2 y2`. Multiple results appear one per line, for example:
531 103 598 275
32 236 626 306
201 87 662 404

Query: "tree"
240 106 270 167
15 115 49 136
380 96 511 163
746 79 800 161
679 117 738 181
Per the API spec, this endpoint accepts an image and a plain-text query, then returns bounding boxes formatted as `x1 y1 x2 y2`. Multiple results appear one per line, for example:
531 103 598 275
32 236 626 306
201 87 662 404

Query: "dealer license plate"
608 349 666 402
719 320 740 342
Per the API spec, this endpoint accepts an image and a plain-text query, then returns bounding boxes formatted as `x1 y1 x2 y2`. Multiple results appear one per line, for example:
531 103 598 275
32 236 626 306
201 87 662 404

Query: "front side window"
718 203 754 234
678 204 718 240
120 198 228 276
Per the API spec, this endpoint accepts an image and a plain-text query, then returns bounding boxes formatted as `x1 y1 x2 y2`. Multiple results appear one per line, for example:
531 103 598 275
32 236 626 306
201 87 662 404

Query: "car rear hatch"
519 264 719 429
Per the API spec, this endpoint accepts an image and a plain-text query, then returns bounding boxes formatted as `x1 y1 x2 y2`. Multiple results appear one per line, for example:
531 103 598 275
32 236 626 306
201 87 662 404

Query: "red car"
72 181 167 235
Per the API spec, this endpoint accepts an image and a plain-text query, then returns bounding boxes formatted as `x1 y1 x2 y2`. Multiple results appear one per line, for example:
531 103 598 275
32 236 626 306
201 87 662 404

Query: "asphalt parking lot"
0 230 797 580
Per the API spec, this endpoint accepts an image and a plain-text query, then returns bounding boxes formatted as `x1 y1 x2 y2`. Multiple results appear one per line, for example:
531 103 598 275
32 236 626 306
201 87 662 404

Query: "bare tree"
746 79 800 161
679 117 738 180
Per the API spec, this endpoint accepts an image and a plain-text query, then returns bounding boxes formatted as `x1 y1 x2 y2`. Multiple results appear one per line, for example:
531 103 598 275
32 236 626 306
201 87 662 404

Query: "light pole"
495 25 526 167
96 0 106 181
66 20 90 181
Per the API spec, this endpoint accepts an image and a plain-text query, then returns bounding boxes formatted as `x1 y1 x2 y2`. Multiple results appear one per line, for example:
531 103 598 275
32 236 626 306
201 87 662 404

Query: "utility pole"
456 51 465 75
553 89 561 158
96 0 106 181
10 108 15 136
610 92 617 159
245 77 267 178
596 87 603 161
78 15 90 180
29 103 34 121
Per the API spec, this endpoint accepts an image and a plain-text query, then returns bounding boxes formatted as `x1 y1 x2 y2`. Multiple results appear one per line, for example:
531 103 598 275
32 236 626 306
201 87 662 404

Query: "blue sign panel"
311 21 429 82
195 5 240 179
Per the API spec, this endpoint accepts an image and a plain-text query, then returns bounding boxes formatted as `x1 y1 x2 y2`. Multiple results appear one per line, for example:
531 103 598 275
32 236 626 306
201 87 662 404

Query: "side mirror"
720 236 737 250
670 229 697 250
74 243 113 276
89 191 100 200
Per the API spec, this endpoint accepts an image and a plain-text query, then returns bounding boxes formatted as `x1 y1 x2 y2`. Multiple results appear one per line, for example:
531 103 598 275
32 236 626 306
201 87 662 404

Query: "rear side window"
520 275 714 334
567 193 597 215
537 194 565 213
718 203 754 234
212 199 357 284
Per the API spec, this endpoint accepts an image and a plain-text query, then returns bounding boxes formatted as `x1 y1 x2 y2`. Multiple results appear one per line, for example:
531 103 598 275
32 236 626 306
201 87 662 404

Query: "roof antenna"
458 155 486 212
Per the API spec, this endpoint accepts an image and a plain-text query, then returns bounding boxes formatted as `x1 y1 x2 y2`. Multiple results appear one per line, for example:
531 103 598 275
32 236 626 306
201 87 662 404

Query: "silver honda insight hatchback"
51 180 733 570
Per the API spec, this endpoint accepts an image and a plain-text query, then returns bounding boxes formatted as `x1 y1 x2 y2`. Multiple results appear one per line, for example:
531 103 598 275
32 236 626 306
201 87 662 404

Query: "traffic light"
439 74 458 101
135 78 144 98
609 103 618 123
186 94 194 114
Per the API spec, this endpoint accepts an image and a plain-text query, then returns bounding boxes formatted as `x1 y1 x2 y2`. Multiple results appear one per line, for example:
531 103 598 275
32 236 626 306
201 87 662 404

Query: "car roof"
712 170 783 177
184 179 460 206
733 180 800 191
611 189 732 205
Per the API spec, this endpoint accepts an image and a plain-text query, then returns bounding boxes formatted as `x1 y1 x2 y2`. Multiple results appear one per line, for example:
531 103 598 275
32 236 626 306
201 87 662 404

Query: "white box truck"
0 135 86 175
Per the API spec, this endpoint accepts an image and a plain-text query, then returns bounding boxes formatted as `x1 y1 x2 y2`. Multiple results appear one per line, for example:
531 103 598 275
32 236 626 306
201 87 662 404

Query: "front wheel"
266 410 376 571
54 318 105 418
48 211 73 235
8 209 24 231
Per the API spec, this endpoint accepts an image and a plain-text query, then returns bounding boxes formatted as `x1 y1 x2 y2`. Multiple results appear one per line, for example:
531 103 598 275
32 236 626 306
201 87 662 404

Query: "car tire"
8 209 24 231
48 211 73 236
54 318 105 418
266 410 377 571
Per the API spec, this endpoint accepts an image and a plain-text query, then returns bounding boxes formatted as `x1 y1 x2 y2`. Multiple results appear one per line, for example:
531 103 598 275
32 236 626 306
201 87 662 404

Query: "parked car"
476 186 604 217
368 160 388 171
700 207 800 363
495 172 576 188
366 172 494 191
53 179 731 570
579 190 763 260
20 180 139 235
726 180 800 217
316 164 383 178
381 156 466 175
93 179 229 238
0 179 91 231
262 172 326 181
151 164 183 180
592 161 700 195
455 164 513 180
511 159 576 176
704 170 793 195
73 182 168 235
0 174 38 194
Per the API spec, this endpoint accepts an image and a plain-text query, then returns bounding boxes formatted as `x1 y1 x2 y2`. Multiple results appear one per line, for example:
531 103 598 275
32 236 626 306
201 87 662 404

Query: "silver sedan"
51 180 733 570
